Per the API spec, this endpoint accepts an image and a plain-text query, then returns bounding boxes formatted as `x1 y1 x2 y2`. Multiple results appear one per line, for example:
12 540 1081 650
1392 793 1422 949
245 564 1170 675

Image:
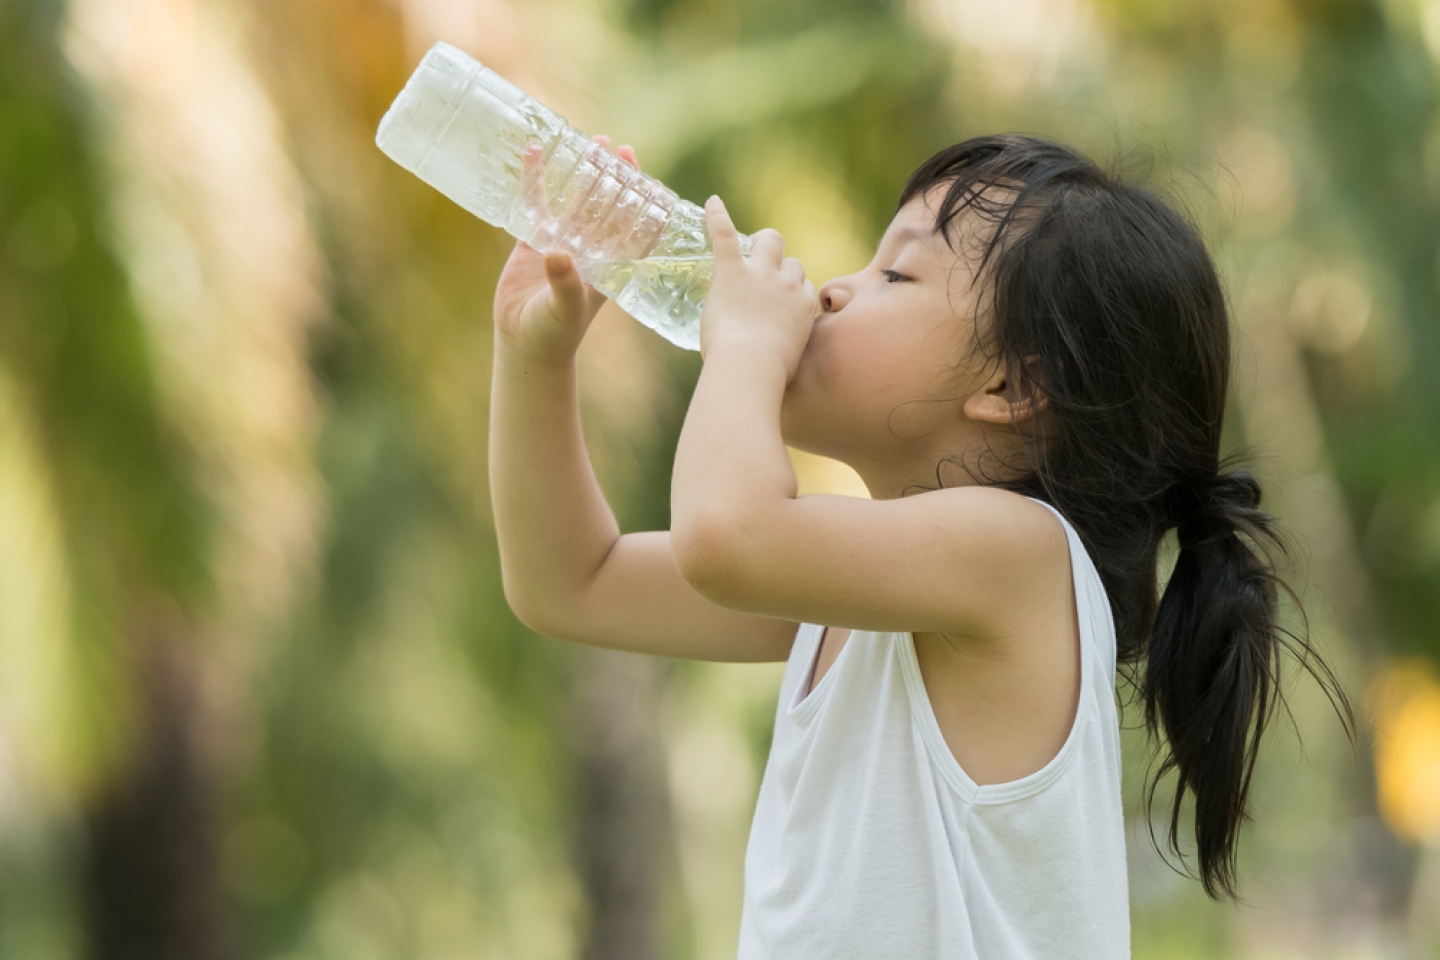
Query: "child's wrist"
494 337 577 376
702 329 790 373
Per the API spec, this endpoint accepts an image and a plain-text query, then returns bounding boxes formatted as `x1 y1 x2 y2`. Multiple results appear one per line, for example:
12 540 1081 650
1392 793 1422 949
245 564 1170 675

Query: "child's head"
783 133 1353 903
781 160 1041 501
783 133 1229 506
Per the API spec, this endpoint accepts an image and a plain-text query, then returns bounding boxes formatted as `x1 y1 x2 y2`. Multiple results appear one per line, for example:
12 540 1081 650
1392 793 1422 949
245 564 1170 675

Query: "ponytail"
1144 465 1354 901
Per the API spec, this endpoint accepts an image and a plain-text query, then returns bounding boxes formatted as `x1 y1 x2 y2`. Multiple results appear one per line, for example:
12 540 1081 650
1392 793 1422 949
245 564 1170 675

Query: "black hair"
894 133 1355 901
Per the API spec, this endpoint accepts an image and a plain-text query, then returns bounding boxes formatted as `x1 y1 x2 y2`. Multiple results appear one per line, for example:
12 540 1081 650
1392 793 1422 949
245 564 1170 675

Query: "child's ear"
962 355 1051 425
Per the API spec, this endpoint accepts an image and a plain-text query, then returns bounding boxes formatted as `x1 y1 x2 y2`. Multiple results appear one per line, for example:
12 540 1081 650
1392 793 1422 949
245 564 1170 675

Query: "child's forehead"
880 207 944 255
883 183 1015 261
888 193 940 234
879 202 965 263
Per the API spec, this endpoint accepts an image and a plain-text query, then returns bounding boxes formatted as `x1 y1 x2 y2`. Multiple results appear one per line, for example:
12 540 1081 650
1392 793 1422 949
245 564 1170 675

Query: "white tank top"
736 497 1130 959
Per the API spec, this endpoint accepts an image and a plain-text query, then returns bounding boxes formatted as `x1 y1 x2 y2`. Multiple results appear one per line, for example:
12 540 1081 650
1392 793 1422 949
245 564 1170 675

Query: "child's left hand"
700 195 819 379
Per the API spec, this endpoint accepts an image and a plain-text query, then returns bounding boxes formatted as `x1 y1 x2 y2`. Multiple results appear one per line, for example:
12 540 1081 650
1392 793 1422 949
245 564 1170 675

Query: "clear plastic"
375 41 752 351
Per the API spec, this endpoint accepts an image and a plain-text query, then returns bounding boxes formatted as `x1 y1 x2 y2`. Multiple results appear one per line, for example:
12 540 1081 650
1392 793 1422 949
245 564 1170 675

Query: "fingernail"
706 195 720 211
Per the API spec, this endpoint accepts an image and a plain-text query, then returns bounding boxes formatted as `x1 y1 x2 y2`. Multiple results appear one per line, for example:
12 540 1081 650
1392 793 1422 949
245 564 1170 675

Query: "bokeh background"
2 0 1440 957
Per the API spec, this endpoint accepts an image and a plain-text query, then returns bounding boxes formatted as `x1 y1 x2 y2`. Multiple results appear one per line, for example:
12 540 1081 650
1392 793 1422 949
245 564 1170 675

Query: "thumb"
544 252 588 320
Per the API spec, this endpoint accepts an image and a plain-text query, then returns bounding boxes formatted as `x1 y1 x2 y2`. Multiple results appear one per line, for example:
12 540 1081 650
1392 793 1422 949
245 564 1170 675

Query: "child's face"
781 182 1024 500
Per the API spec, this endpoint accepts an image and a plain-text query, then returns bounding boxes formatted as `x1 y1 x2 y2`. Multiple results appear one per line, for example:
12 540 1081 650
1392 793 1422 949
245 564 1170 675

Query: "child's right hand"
492 133 640 364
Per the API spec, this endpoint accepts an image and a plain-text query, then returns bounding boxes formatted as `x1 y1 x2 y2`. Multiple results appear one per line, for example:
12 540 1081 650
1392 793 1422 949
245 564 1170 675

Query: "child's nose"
819 282 848 313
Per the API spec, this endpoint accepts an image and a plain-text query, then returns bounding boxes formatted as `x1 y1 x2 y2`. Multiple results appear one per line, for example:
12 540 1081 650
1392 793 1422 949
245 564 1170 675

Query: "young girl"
490 132 1353 958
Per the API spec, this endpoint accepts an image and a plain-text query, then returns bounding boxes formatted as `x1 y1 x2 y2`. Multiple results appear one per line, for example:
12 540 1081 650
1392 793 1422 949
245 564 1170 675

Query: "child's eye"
881 269 909 283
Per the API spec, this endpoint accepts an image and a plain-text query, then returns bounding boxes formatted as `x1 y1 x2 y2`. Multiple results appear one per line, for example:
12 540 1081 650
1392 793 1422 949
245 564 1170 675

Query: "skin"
784 182 1048 500
791 189 1050 712
668 187 1081 785
495 141 1080 785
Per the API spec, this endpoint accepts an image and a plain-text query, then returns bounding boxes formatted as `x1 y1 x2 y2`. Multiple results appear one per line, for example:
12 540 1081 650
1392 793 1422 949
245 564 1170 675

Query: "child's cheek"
796 322 827 377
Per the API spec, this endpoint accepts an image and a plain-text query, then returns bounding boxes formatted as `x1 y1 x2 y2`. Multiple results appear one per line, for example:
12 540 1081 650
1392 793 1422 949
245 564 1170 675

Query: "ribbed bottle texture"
375 41 751 351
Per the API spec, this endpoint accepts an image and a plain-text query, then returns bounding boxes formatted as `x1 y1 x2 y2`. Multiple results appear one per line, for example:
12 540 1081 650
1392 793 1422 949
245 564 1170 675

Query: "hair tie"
1163 469 1261 543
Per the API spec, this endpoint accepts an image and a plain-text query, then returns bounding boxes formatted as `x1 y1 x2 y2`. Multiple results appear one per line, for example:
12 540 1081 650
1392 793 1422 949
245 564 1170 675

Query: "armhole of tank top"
1027 497 1118 681
790 622 858 721
900 496 1099 805
784 622 824 714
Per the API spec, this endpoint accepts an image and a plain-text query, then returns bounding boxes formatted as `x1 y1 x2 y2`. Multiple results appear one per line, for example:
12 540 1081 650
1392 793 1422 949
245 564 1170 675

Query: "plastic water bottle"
375 41 753 352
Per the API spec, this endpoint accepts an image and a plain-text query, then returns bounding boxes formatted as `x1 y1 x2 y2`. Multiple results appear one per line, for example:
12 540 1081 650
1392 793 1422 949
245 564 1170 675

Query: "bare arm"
486 135 797 662
487 340 617 625
488 331 798 662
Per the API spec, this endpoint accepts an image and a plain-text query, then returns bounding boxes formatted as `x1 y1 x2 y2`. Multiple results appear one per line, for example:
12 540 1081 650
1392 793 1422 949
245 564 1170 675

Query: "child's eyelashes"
881 269 909 283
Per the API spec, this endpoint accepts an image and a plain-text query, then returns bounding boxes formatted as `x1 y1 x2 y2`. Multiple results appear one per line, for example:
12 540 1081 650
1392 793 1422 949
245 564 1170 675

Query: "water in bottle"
374 41 752 351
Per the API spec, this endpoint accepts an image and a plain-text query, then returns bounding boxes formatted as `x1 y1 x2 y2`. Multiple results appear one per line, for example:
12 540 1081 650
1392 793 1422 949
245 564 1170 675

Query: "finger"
593 133 611 149
804 278 818 312
704 195 742 264
617 144 639 169
752 228 784 266
782 255 805 282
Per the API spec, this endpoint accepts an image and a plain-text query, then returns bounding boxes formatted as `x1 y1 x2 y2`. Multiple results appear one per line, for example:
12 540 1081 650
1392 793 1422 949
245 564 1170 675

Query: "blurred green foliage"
2 0 1439 957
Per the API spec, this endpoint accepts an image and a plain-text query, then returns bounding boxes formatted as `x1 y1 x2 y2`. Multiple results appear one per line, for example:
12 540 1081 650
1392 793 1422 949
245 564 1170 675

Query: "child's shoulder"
932 485 1070 564
907 485 1075 640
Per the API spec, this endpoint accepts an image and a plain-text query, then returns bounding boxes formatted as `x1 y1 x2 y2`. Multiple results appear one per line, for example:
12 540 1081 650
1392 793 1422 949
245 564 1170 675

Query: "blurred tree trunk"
84 610 232 960
1238 289 1419 953
1 2 224 958
567 648 671 960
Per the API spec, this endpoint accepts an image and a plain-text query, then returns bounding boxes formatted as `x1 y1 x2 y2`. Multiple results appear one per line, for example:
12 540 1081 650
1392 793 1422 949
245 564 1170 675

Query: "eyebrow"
887 227 947 262
891 226 931 246
881 226 938 273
